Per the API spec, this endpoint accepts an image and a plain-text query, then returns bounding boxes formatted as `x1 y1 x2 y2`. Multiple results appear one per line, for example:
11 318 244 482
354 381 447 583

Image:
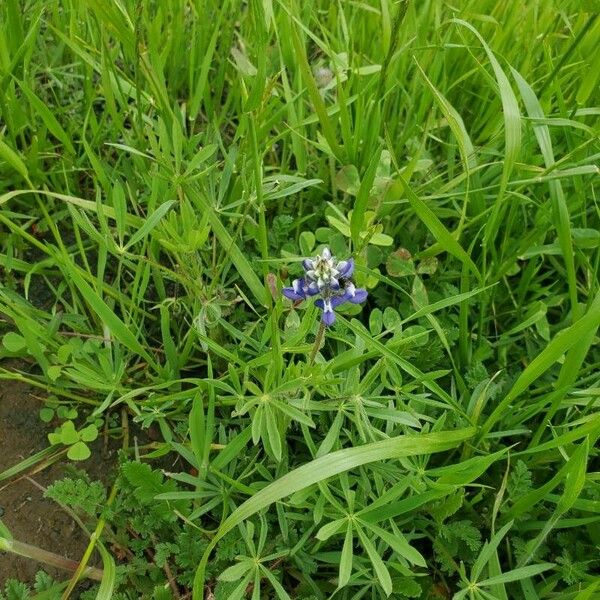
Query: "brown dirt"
0 375 118 591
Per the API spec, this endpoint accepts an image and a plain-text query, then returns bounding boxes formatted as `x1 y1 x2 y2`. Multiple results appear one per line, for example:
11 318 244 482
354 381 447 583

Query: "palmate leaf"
339 522 354 588
218 560 252 582
192 427 475 598
361 520 426 567
319 510 428 595
479 563 555 587
355 521 392 596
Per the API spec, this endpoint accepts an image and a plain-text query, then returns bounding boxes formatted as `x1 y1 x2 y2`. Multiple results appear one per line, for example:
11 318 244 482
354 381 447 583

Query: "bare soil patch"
0 376 116 590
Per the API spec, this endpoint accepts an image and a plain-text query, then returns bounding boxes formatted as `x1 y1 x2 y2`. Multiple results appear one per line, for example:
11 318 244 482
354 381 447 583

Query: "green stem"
61 481 119 599
309 321 326 365
0 536 103 581
0 371 100 406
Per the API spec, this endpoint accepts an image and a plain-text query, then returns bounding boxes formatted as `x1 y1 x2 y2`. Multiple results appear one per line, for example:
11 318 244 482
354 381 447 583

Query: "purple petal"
302 259 314 271
330 295 347 308
293 278 306 294
347 289 368 304
337 258 354 278
307 282 320 296
321 310 336 326
315 298 324 309
282 287 305 301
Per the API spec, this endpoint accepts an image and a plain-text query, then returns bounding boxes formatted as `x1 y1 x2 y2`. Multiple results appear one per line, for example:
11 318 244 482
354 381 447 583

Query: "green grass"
0 0 599 598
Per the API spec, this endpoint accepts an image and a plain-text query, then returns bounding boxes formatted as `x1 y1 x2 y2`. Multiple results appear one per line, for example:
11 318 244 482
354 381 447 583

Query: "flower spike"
282 247 368 326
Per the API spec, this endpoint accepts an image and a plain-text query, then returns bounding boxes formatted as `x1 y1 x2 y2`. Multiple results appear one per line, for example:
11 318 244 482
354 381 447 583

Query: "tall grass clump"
0 1 599 598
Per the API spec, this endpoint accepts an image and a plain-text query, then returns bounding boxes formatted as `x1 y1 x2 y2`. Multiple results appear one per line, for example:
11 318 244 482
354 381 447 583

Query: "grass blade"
451 19 521 248
95 543 116 600
124 200 175 250
350 149 382 249
59 258 156 369
184 183 267 306
397 173 481 280
481 290 600 436
511 67 578 320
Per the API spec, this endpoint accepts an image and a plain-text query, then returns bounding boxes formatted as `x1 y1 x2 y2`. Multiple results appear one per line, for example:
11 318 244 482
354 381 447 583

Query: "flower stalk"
309 320 326 365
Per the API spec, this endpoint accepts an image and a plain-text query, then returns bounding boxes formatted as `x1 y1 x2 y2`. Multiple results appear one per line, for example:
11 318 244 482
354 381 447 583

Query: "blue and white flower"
282 247 367 326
